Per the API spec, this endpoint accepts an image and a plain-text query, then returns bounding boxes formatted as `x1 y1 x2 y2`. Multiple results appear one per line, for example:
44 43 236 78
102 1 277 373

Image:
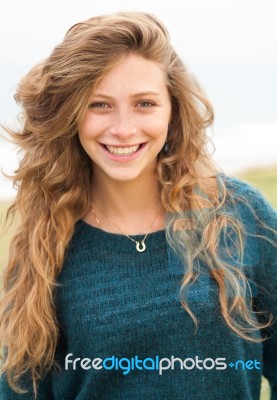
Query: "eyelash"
89 102 110 109
137 100 156 108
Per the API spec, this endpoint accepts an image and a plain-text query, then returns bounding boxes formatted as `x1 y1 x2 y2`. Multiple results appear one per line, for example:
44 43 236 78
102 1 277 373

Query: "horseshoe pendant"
136 241 146 252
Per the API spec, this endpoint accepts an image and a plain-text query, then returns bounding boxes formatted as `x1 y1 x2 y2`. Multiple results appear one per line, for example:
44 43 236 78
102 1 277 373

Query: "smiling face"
78 52 172 185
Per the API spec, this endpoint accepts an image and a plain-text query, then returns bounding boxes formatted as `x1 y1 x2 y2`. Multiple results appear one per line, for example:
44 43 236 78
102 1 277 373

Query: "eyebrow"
92 91 161 99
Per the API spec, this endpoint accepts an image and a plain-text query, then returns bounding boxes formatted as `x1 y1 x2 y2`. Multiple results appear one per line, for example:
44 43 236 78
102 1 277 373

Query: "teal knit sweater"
1 176 277 399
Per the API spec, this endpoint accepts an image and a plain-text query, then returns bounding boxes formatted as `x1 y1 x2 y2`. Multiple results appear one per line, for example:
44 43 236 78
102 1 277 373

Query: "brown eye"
137 101 155 108
89 102 110 109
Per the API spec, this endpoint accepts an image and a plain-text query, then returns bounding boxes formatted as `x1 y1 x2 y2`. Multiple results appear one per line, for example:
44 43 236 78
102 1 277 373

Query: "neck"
93 173 161 216
86 172 164 235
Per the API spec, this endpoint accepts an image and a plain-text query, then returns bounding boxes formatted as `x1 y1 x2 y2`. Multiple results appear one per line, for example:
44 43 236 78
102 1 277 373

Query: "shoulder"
217 174 277 273
217 174 276 213
218 173 263 199
217 173 277 228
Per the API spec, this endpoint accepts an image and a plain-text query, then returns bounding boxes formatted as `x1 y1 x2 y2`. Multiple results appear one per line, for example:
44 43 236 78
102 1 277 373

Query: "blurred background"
1 0 276 203
0 2 276 398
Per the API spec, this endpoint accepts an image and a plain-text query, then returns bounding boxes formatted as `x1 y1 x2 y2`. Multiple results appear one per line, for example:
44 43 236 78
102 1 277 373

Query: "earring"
163 122 173 155
163 141 170 154
163 142 169 154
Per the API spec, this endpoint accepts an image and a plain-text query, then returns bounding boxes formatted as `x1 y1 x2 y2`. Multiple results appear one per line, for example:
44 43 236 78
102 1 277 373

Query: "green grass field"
0 167 276 399
239 166 277 209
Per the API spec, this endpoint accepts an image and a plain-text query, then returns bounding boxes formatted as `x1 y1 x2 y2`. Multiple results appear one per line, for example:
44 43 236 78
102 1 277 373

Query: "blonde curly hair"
0 11 272 397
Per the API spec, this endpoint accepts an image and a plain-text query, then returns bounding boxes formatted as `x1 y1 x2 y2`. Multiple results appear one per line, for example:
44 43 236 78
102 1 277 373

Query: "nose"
109 109 137 139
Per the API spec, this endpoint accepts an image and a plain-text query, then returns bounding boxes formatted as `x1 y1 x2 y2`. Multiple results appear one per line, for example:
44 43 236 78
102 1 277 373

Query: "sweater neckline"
77 218 166 239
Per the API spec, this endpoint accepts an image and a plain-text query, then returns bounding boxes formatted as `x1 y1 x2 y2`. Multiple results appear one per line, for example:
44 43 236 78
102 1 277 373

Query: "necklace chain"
90 204 163 253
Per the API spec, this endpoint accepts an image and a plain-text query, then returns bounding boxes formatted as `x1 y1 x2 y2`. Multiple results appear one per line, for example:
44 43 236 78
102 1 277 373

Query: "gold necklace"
90 204 163 253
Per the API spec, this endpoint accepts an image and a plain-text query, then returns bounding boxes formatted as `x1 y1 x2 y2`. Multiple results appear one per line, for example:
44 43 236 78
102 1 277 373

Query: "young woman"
0 11 276 400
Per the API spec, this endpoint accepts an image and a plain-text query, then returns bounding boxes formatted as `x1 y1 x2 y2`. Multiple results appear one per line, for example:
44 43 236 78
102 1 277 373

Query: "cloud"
212 122 277 173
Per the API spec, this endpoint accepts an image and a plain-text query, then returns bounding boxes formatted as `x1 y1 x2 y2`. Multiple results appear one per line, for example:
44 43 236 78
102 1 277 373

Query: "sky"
0 0 277 199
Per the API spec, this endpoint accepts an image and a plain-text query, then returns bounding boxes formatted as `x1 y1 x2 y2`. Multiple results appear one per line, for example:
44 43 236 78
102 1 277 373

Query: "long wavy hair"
0 10 273 396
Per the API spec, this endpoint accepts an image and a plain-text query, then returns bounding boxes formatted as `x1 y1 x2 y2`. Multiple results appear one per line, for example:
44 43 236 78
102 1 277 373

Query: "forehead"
93 53 168 95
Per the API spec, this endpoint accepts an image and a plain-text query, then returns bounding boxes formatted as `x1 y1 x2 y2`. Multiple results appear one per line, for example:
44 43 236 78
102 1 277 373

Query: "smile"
103 144 143 156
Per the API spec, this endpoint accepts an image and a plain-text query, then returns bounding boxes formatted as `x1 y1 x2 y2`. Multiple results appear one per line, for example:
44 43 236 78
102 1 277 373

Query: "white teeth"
105 144 140 156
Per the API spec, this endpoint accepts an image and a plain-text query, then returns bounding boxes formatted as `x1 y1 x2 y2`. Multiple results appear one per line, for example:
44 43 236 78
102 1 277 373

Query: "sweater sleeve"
224 175 277 399
251 188 277 400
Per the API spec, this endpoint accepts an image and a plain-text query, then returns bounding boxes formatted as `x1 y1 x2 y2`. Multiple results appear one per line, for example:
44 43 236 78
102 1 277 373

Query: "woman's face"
78 52 172 184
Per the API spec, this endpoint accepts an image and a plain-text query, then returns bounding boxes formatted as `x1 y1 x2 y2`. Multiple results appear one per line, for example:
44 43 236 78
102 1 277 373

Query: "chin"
109 174 141 182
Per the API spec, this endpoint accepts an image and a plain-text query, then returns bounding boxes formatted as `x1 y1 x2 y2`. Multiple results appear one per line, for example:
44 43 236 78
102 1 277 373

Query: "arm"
252 191 277 400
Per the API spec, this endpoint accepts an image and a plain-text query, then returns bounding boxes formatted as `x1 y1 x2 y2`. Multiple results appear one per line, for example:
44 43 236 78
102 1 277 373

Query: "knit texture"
1 176 277 399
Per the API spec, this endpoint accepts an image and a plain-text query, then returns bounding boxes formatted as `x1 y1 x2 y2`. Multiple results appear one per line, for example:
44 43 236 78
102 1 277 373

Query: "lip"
100 142 148 162
101 143 143 147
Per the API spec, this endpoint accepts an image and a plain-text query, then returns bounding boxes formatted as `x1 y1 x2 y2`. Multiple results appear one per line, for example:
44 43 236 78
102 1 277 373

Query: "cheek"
151 109 171 133
78 116 99 141
150 120 169 139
